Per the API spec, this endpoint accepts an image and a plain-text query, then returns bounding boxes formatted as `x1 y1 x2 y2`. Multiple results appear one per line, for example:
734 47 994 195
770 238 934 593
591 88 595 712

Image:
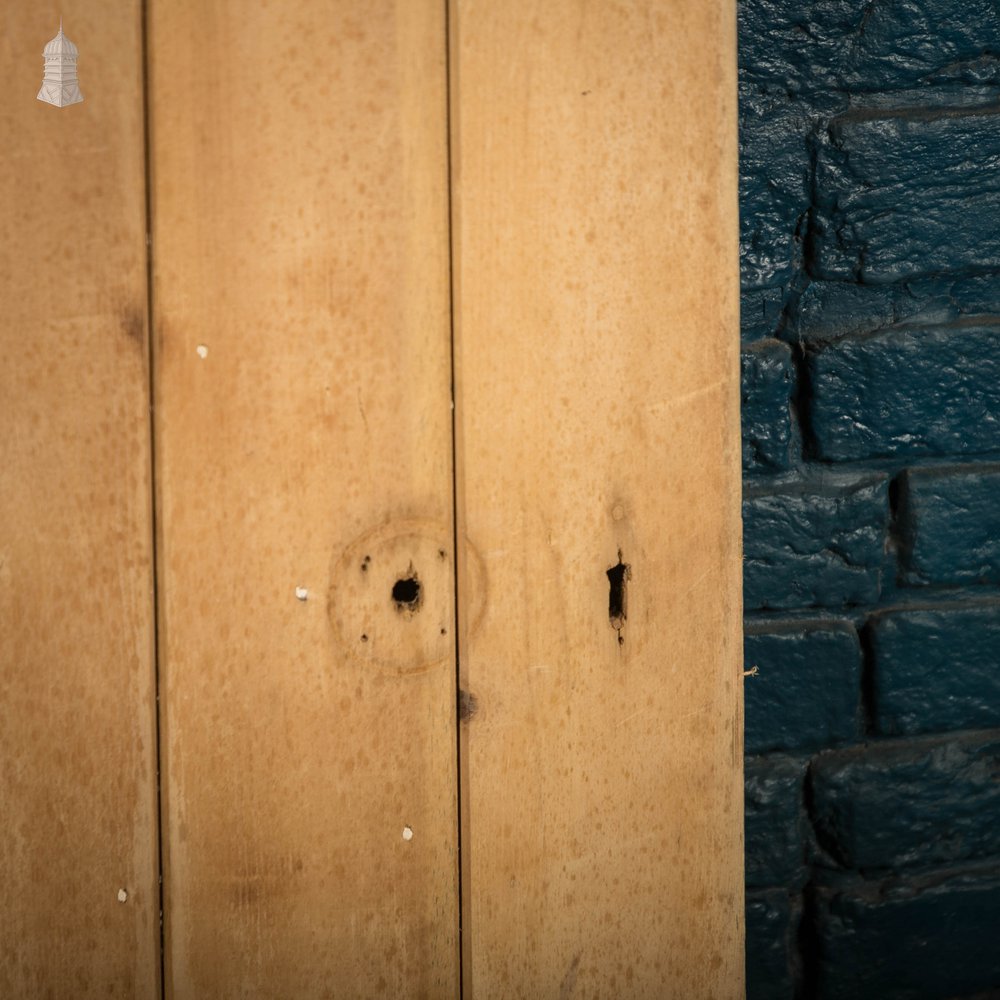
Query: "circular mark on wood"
328 518 486 675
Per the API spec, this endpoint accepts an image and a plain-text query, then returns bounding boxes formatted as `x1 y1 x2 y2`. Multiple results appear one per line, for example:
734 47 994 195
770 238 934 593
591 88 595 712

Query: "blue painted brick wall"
739 1 1000 996
744 620 861 754
742 339 795 472
898 464 1000 586
745 756 810 888
746 889 799 1000
869 602 1000 736
809 731 1000 871
814 866 1000 1000
807 322 1000 462
743 475 888 609
813 106 1000 283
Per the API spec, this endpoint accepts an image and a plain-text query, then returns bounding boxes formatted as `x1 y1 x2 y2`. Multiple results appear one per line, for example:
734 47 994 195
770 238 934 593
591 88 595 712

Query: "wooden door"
3 2 741 996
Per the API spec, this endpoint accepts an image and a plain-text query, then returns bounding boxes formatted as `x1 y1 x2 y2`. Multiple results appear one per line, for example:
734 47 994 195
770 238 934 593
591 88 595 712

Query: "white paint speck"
196 345 208 359
117 888 128 903
295 586 308 601
402 826 413 841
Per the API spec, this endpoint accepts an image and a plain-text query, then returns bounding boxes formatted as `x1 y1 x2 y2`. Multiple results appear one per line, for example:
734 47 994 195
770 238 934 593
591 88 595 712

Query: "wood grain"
0 4 160 996
450 1 744 995
148 2 459 996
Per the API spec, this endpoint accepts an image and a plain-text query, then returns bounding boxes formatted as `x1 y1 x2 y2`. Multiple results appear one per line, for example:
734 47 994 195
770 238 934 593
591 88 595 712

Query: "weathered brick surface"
745 756 809 888
814 865 1000 1000
808 322 1000 461
791 275 1000 344
741 286 787 343
740 0 1000 994
813 106 1000 283
744 620 861 754
739 90 817 291
739 0 1000 95
743 475 889 610
809 731 1000 871
870 603 1000 736
742 339 795 472
898 465 1000 586
746 889 798 1000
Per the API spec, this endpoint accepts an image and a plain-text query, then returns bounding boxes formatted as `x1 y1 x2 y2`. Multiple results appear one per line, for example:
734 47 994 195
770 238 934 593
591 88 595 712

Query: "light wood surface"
0 4 160 996
148 1 459 996
3 3 743 993
450 1 744 996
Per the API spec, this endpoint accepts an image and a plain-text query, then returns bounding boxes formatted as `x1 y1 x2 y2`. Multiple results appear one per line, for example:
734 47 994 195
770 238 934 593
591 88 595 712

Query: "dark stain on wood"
559 952 582 998
459 690 478 723
120 304 146 346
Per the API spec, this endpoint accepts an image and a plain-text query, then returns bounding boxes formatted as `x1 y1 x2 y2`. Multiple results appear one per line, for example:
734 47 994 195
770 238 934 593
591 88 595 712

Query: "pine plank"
148 2 459 996
0 4 160 996
450 2 744 995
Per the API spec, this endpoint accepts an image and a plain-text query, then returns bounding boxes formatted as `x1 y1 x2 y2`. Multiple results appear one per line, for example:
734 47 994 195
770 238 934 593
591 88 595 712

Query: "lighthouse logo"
37 20 83 108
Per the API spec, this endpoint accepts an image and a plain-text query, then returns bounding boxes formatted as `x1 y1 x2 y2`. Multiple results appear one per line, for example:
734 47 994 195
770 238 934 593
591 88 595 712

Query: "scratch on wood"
646 378 730 415
674 700 715 723
616 708 647 730
675 567 712 602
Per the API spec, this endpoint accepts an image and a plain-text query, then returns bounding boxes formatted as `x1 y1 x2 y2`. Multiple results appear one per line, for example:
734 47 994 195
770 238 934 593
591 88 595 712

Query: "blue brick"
739 0 853 94
743 474 889 610
739 87 816 291
740 0 1000 96
741 287 787 343
744 620 862 754
742 339 795 473
746 889 798 1000
810 731 1000 871
871 603 1000 736
791 275 1000 345
813 106 1000 283
899 464 1000 586
745 755 808 888
793 282 917 344
737 0 1000 989
815 865 1000 1000
808 321 1000 461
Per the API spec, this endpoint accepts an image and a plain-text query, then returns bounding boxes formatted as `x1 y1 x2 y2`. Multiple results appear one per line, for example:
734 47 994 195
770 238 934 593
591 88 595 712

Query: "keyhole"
607 553 630 644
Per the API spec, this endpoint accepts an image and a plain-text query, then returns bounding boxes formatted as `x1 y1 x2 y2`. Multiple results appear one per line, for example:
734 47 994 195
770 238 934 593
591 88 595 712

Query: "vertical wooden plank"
451 1 743 996
0 5 160 997
148 2 458 996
